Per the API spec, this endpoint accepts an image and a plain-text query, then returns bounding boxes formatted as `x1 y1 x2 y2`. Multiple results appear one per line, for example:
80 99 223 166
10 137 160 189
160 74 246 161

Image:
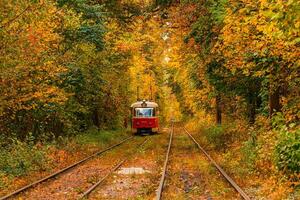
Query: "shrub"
271 113 300 175
241 137 257 172
0 138 48 177
275 124 300 174
203 125 227 150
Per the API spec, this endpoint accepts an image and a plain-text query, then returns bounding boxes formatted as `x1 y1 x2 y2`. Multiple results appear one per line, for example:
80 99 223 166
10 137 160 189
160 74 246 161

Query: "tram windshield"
135 108 154 117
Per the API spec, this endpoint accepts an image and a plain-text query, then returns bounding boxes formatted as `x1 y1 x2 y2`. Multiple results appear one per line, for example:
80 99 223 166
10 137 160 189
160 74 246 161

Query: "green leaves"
59 0 106 51
155 0 173 6
275 126 300 174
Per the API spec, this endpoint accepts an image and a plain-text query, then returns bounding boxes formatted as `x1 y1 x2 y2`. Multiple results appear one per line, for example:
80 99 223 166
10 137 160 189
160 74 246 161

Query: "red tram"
130 100 159 134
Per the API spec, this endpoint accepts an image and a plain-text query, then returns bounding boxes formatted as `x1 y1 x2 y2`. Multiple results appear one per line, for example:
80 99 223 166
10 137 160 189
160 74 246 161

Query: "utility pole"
150 85 153 101
137 86 140 101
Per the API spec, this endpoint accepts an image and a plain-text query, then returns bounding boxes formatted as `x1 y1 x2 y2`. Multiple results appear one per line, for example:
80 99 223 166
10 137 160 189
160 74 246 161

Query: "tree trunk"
123 117 128 128
216 94 222 125
92 109 100 128
247 90 257 124
248 102 256 124
269 87 281 117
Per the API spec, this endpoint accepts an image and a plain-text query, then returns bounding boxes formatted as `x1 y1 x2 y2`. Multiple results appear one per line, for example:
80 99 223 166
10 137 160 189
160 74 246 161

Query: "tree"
216 0 300 122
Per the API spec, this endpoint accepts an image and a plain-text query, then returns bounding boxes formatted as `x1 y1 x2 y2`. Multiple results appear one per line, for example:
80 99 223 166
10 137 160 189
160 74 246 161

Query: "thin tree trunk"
92 109 100 128
216 94 222 125
247 90 257 124
249 101 256 124
269 87 281 117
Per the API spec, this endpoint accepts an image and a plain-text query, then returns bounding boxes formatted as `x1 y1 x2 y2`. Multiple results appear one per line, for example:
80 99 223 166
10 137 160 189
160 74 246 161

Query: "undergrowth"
186 114 300 199
0 127 128 190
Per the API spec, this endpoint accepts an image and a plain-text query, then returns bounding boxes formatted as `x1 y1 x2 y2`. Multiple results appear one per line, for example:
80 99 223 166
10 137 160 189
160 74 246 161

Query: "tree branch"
0 5 31 29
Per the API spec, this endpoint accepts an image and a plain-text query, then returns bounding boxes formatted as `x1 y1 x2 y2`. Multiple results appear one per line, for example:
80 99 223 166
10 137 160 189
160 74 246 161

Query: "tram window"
135 108 154 117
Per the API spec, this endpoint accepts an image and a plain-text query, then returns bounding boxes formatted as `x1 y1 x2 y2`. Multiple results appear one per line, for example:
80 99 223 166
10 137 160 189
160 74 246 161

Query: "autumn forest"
0 0 299 199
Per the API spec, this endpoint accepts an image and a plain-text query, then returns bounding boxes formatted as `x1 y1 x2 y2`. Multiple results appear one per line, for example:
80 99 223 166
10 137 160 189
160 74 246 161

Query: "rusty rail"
0 136 134 200
155 123 174 200
79 138 149 199
183 127 251 200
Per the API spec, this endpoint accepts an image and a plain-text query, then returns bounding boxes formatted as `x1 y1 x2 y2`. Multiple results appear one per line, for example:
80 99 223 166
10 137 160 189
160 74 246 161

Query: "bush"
0 138 48 177
275 124 300 174
203 125 227 150
241 138 257 171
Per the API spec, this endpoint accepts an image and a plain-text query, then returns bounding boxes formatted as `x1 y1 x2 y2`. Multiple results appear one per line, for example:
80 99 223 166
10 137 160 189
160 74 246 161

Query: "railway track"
2 125 251 199
156 123 174 200
79 138 149 199
183 127 251 200
155 124 251 200
0 136 134 200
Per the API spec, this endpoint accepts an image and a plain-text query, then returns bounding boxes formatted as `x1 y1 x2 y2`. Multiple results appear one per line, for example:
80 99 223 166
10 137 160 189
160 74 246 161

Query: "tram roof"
130 100 158 108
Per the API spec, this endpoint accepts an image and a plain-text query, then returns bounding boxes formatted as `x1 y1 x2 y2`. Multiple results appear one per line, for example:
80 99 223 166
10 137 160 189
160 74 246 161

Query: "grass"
74 128 130 146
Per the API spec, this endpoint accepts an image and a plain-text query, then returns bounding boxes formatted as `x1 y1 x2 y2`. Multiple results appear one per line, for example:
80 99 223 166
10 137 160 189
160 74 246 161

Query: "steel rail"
155 123 174 200
79 138 149 199
0 136 134 200
183 127 251 200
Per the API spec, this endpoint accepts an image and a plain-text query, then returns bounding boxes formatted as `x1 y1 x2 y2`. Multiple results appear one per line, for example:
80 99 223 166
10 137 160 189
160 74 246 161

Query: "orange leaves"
0 0 70 120
47 149 69 163
115 42 132 52
216 0 300 84
258 175 293 199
